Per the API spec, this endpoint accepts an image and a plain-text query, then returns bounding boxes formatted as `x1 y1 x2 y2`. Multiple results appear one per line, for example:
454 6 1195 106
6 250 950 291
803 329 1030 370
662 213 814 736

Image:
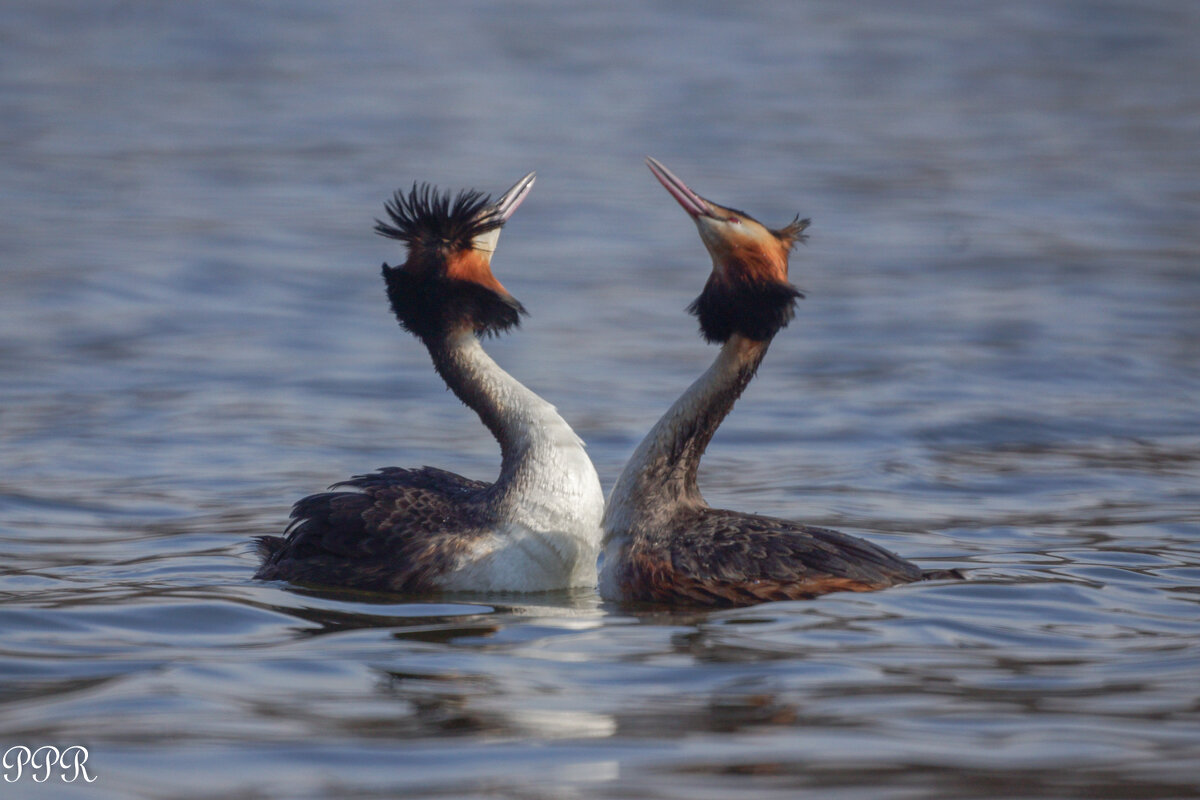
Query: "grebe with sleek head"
257 173 604 593
599 158 960 607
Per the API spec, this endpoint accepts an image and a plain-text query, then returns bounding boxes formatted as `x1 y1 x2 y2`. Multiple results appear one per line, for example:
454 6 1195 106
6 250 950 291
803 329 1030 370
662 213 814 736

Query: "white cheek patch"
472 227 502 258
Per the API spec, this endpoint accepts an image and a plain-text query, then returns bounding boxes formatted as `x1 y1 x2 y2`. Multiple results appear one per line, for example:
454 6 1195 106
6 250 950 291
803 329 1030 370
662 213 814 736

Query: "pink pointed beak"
646 157 717 219
493 171 536 222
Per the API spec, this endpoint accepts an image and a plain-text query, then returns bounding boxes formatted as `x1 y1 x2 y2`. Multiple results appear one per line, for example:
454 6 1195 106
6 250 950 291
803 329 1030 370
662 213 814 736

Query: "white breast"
437 520 599 592
433 333 605 591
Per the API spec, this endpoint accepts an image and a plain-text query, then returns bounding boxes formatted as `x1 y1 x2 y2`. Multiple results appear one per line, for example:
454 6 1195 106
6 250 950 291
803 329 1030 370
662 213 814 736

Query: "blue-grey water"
2 2 1199 798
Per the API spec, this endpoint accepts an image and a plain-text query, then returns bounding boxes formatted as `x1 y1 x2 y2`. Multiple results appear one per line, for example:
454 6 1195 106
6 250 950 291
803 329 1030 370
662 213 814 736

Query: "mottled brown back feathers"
255 467 492 593
610 508 929 608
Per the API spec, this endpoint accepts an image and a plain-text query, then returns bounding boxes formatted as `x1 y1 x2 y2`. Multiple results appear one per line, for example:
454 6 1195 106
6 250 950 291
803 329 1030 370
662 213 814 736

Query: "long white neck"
603 335 769 539
426 330 603 533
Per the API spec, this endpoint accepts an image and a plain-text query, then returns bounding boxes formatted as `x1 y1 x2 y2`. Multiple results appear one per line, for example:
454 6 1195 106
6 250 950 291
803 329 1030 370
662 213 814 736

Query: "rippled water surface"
3 2 1199 798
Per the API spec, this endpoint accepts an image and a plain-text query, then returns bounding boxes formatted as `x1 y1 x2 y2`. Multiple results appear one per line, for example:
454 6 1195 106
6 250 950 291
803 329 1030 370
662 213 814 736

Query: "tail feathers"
255 535 284 558
921 567 965 581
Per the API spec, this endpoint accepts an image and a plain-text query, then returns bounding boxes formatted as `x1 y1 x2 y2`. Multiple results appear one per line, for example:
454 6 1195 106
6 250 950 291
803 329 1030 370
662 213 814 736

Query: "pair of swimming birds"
256 158 961 607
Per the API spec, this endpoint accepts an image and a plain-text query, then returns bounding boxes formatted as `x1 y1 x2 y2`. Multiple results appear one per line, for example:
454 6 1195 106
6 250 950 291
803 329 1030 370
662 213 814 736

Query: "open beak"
493 171 536 222
646 157 717 219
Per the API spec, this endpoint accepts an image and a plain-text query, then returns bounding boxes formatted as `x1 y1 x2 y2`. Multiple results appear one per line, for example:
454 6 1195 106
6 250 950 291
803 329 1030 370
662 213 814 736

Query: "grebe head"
376 172 536 340
646 157 808 343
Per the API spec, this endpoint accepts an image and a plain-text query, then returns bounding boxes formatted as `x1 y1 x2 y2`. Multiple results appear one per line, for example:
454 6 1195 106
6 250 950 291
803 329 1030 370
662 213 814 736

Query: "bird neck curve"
424 329 602 527
604 334 770 536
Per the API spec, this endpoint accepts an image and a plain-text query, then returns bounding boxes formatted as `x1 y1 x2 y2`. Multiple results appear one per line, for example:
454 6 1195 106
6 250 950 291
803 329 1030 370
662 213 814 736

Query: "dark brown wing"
615 508 925 607
254 467 492 593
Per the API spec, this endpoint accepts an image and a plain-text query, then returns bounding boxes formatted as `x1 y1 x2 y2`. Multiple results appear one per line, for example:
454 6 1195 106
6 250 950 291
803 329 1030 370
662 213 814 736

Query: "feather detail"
688 276 803 344
374 184 501 250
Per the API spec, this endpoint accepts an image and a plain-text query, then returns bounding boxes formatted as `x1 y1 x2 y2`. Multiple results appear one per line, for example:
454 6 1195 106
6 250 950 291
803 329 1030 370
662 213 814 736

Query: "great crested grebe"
256 173 604 593
599 158 960 607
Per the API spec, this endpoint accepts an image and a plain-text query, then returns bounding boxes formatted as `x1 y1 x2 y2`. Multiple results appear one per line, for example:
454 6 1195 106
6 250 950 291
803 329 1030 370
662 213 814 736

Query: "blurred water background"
2 1 1199 798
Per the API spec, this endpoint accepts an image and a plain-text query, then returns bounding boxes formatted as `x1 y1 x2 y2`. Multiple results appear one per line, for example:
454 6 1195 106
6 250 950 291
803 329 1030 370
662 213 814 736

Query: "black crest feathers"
382 264 525 341
774 216 811 249
374 183 502 251
376 182 525 341
688 277 804 344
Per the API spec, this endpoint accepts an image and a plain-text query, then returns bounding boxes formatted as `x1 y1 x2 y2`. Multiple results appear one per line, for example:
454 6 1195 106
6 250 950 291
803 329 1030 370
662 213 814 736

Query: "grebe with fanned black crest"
599 158 961 607
256 173 605 593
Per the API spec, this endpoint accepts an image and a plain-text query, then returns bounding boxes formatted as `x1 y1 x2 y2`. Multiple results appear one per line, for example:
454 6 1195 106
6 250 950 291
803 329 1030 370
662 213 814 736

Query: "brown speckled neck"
604 335 770 533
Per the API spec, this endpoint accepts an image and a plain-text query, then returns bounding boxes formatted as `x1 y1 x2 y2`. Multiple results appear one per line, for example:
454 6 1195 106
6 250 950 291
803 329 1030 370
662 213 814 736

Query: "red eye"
728 216 741 224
